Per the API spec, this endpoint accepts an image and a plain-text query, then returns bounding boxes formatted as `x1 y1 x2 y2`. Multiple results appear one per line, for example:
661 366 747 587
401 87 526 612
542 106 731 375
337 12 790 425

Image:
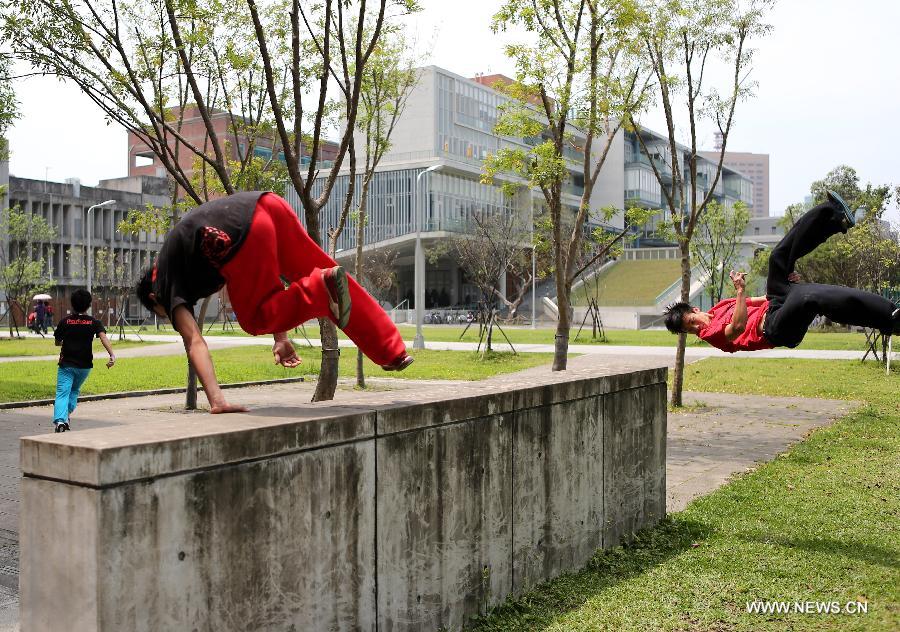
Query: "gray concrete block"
99 442 375 631
375 391 517 436
603 382 667 548
376 415 512 631
21 407 375 487
20 365 668 631
20 478 99 631
22 443 375 632
511 397 604 593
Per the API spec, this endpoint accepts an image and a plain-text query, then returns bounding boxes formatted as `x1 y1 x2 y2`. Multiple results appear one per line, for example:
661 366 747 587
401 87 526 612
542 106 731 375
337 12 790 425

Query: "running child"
53 289 116 432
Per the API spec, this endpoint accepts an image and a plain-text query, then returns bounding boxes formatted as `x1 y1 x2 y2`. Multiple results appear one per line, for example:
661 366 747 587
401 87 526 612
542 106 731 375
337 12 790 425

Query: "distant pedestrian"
45 302 54 331
52 289 116 432
35 301 47 335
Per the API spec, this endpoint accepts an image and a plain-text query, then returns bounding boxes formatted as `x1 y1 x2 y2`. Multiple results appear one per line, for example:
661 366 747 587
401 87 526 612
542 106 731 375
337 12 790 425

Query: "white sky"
7 0 900 222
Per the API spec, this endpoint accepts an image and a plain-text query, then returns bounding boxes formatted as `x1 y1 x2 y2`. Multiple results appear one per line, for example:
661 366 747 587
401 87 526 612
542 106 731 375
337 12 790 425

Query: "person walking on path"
664 191 900 352
34 301 46 335
136 191 412 414
53 289 116 432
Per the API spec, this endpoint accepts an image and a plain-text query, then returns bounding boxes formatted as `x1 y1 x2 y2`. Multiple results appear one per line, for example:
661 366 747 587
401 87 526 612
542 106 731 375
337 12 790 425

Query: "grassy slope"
572 259 682 306
471 359 899 631
0 347 555 403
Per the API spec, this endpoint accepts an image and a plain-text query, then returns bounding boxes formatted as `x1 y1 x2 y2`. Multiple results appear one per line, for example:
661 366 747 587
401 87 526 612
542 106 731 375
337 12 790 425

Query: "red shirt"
697 298 774 353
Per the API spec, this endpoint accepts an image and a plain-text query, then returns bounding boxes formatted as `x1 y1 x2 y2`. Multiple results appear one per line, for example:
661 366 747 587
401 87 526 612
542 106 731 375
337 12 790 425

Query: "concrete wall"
20 366 666 631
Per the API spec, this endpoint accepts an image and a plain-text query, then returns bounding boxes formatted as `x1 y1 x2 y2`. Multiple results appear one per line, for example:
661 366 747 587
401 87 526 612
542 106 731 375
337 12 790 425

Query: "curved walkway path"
0 332 878 363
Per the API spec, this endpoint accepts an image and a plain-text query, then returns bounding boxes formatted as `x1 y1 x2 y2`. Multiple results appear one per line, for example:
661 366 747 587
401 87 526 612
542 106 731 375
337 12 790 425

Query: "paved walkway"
0 353 860 630
0 332 880 363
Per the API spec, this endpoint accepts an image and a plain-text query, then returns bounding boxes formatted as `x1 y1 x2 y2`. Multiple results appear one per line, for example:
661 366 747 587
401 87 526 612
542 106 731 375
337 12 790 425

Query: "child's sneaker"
54 421 70 433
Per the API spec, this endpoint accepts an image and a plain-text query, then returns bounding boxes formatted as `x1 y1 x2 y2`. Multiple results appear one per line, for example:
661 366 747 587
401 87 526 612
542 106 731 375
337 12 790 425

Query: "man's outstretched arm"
724 271 748 341
172 305 247 414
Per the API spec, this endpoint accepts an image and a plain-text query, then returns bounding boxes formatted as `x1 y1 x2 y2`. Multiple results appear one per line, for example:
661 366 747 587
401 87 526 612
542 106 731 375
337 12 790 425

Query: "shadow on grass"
467 516 714 631
738 533 899 570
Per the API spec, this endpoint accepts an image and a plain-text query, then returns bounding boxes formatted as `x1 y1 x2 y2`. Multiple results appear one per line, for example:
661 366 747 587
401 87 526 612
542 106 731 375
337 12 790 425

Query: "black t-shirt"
55 314 106 369
153 191 267 317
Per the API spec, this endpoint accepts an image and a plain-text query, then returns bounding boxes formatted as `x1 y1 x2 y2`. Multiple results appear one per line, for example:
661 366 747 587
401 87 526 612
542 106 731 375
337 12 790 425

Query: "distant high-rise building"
700 150 770 217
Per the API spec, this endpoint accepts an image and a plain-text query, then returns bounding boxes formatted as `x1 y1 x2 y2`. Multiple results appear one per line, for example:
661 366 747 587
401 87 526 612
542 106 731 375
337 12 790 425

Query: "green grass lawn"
471 358 900 631
572 258 682 306
0 347 555 403
0 337 154 357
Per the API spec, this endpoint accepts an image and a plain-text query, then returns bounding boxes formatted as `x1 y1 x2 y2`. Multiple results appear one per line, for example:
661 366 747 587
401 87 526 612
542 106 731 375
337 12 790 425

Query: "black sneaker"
381 353 414 372
826 190 855 232
55 422 70 433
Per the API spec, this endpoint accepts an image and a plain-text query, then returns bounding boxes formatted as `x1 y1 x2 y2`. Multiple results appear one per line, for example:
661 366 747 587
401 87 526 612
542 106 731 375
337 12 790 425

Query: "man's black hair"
71 289 92 314
663 301 693 334
136 266 155 313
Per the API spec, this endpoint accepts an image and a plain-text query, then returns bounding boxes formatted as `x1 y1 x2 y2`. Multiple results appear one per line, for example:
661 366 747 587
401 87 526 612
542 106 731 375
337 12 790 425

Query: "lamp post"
86 200 116 314
413 165 441 350
530 200 536 329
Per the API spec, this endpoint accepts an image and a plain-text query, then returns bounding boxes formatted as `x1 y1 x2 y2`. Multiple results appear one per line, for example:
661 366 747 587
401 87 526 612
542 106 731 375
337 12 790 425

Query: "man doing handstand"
136 191 413 413
664 191 900 352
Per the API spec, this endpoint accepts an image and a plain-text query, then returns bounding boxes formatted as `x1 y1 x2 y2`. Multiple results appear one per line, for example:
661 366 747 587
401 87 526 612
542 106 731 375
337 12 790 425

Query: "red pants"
220 193 406 366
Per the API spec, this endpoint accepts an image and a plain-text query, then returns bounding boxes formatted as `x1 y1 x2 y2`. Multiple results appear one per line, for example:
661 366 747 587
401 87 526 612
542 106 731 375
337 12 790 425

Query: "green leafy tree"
691 200 750 304
0 53 17 146
486 0 653 371
5 0 413 402
334 22 419 388
0 205 57 336
451 209 530 352
630 0 773 407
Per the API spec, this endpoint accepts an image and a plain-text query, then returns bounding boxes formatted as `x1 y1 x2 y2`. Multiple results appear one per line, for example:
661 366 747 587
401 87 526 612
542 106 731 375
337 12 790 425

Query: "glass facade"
437 73 503 165
624 167 662 206
306 168 521 253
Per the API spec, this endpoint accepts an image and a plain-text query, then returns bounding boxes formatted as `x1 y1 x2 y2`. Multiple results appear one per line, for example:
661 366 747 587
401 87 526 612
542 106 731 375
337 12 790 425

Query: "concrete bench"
20 365 666 631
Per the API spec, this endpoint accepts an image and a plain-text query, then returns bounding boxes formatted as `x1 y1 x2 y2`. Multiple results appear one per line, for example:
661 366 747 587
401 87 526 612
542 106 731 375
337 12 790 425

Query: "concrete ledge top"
21 364 666 488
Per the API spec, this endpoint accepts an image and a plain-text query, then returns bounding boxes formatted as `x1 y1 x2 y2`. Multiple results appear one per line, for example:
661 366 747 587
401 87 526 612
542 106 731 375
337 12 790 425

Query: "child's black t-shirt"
54 314 105 368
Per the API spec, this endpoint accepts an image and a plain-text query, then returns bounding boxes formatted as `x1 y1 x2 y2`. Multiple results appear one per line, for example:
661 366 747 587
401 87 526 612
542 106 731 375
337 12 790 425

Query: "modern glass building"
289 65 754 309
291 66 622 309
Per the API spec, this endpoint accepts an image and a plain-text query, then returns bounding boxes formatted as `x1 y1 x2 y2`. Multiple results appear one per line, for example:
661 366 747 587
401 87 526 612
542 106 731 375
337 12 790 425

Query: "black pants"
763 201 897 347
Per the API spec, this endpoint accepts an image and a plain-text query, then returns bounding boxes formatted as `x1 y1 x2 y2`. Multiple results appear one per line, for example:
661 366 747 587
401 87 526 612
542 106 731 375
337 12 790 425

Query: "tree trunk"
553 287 570 371
670 242 692 408
306 210 339 402
312 318 340 402
185 363 198 410
356 349 365 389
354 175 372 389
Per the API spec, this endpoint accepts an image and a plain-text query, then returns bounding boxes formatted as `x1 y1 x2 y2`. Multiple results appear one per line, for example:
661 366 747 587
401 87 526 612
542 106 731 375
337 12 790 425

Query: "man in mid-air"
664 191 900 352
